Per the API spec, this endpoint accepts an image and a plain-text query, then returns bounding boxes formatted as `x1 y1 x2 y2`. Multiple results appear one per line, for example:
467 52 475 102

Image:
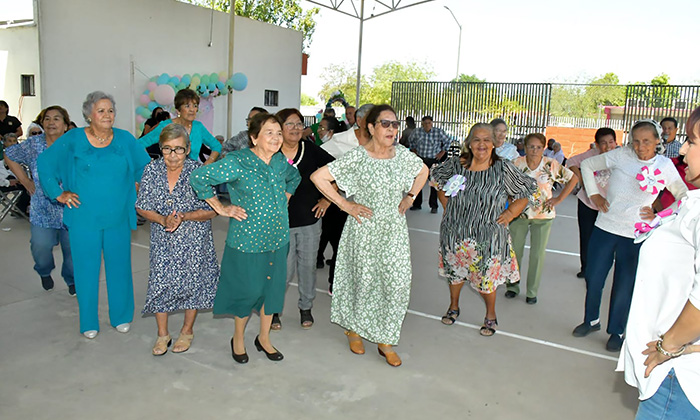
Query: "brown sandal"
479 318 498 337
172 333 194 353
345 330 365 355
152 335 172 356
378 345 402 367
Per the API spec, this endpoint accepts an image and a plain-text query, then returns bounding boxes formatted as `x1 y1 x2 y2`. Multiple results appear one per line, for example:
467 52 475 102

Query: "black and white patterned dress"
431 157 536 292
137 158 219 313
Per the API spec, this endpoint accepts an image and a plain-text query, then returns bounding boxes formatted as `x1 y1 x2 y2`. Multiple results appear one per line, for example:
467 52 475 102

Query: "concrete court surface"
0 193 640 420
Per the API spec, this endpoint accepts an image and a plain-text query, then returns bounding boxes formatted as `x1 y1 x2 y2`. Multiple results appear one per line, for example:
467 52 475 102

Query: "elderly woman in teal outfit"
38 91 151 339
190 112 300 364
138 89 221 164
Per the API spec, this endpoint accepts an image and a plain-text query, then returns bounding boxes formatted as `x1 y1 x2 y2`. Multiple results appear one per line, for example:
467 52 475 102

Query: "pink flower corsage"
442 174 467 197
634 199 683 242
636 166 665 194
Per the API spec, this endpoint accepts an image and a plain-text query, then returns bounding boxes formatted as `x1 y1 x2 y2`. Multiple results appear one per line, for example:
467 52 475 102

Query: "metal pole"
355 0 365 107
226 2 235 139
444 6 461 79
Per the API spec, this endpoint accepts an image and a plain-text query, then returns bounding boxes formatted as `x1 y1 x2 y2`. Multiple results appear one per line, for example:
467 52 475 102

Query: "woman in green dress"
311 104 429 367
190 113 300 364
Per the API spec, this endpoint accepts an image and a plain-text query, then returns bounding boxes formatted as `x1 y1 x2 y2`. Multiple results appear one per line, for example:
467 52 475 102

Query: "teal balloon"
147 101 158 111
139 108 151 118
167 82 177 89
181 75 191 86
201 90 210 98
210 72 218 82
196 84 207 95
143 90 150 95
157 73 170 85
169 76 179 85
201 75 210 85
231 72 248 91
193 73 201 79
216 81 225 91
207 82 216 93
149 76 157 82
136 106 146 115
177 82 187 91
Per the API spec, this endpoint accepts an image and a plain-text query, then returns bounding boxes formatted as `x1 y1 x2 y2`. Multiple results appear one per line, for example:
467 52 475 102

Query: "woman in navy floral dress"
136 124 219 356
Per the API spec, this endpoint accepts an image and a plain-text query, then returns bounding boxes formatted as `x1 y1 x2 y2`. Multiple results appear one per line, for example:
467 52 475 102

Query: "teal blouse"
190 148 301 253
138 120 222 161
37 128 151 230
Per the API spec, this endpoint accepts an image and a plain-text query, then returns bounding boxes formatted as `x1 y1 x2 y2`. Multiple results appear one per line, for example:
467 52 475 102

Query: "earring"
87 118 91 123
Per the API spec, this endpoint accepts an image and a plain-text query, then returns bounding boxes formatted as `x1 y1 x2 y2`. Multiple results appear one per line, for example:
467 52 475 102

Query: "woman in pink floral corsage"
573 119 688 353
431 123 536 336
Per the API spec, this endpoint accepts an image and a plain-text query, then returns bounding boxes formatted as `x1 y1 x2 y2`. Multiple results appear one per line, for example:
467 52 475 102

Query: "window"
21 74 35 96
264 90 278 107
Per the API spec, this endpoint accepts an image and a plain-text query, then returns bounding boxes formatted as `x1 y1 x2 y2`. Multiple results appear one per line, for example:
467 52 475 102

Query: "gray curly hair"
82 91 116 123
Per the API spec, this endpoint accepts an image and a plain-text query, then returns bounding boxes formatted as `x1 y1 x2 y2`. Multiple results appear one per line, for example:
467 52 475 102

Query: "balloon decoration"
326 90 349 109
135 70 249 131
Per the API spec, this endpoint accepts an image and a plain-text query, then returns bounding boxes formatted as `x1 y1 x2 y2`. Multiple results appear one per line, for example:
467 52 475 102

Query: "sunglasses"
29 131 42 136
377 120 400 129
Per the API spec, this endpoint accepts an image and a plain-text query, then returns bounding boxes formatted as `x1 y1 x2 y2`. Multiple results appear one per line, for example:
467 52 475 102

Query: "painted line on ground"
407 228 581 257
131 244 602 361
287 282 617 363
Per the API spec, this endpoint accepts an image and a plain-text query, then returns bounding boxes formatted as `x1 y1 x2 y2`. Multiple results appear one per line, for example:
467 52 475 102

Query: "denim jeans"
584 227 641 335
30 224 74 286
636 369 700 420
287 220 322 310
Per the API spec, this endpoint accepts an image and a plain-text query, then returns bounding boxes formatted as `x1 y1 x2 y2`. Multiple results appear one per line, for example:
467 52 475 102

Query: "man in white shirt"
543 138 556 158
321 104 373 159
551 142 566 164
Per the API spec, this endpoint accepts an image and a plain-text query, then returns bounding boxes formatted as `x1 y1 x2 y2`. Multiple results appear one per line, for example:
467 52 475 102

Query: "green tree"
452 73 486 83
651 73 670 86
180 0 319 52
300 93 318 106
318 61 434 106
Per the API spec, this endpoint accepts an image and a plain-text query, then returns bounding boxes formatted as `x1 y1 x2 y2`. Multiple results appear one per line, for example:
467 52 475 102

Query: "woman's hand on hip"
312 198 331 219
639 206 655 222
497 209 516 226
218 204 247 221
642 340 673 377
57 191 81 208
590 194 609 213
344 202 373 224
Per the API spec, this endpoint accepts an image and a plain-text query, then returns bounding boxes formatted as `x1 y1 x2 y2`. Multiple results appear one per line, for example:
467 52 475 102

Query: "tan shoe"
152 335 172 356
172 333 194 353
378 345 402 367
345 330 365 355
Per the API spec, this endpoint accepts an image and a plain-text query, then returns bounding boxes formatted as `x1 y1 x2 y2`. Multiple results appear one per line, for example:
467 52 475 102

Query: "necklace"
90 127 112 143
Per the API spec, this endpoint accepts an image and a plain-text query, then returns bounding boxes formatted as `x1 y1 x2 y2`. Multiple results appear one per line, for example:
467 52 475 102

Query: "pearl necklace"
90 127 113 143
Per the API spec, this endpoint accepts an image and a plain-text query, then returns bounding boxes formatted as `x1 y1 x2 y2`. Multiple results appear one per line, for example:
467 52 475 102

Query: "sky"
300 0 700 100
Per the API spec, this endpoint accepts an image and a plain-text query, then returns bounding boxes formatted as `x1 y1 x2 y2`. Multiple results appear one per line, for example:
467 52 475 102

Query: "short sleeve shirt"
0 115 21 136
513 156 574 219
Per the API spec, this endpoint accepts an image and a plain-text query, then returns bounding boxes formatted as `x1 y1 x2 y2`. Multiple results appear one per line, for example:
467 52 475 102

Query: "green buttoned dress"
190 149 301 317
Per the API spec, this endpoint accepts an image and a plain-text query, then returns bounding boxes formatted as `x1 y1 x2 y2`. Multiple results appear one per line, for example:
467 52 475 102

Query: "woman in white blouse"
618 108 700 419
573 120 688 352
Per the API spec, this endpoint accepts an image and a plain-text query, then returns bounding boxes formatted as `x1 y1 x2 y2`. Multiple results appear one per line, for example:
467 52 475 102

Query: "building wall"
36 0 301 136
545 126 625 158
0 24 42 133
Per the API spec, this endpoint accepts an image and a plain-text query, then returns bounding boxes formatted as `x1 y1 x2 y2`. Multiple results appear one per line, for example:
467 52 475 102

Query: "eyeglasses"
161 146 187 155
29 131 42 136
318 126 328 132
378 120 400 129
284 122 305 129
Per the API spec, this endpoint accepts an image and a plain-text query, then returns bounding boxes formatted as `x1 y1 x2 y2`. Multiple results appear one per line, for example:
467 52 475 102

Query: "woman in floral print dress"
431 123 536 336
312 104 428 367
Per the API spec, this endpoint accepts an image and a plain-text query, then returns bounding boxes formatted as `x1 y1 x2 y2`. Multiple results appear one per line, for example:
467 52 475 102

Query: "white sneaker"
116 323 131 333
83 330 98 339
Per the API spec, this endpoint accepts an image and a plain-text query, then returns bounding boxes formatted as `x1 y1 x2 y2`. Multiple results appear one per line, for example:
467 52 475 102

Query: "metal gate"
391 81 552 141
622 85 700 139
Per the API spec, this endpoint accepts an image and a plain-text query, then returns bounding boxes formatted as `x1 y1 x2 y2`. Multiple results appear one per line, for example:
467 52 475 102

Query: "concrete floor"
0 194 639 419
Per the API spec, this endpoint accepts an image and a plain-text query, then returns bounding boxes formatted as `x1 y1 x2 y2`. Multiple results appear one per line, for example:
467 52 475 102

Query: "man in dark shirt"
0 101 23 138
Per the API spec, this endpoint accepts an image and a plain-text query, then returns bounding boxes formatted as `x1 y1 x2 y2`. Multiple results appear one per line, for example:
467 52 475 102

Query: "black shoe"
526 296 537 304
68 284 76 296
572 321 601 337
409 206 421 211
300 309 314 329
504 290 517 299
606 334 624 352
270 313 282 331
316 259 324 269
230 337 248 364
576 271 586 278
328 283 333 296
41 275 54 291
430 208 438 214
254 335 283 361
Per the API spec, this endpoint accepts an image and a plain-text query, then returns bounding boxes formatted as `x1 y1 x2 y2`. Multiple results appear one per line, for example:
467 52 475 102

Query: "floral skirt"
438 237 520 293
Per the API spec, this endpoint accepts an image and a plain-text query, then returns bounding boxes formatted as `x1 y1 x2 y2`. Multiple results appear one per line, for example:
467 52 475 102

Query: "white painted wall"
0 24 42 135
34 0 301 136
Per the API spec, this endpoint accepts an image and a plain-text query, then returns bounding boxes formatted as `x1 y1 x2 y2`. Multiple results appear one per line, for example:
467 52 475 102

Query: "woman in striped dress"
431 123 536 336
